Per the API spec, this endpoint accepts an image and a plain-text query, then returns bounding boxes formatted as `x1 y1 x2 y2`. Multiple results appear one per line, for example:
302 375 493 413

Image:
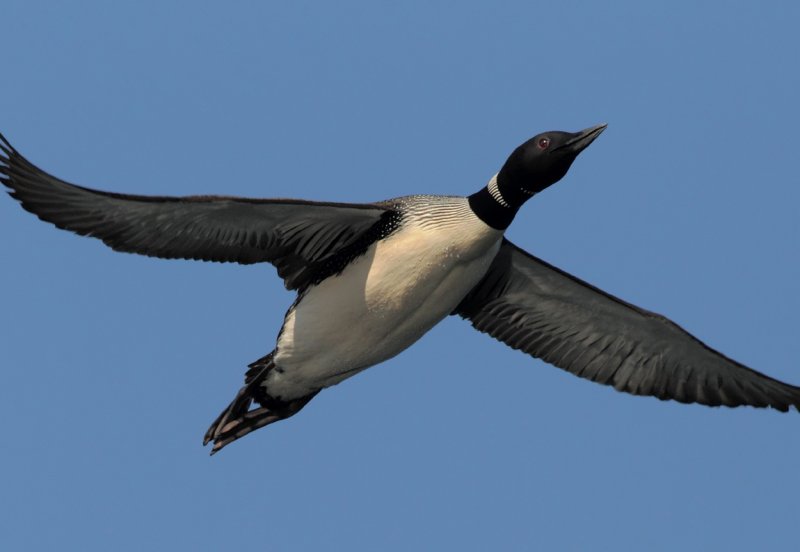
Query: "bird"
2 125 799 455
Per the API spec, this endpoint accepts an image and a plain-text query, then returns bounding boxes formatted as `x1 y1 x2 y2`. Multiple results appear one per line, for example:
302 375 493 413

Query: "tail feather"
203 352 319 455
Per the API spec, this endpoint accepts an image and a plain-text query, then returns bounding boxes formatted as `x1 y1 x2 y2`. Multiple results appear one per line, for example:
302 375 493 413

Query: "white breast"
269 197 503 399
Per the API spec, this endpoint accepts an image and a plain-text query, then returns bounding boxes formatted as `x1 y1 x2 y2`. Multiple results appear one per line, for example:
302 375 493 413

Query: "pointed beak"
555 123 607 154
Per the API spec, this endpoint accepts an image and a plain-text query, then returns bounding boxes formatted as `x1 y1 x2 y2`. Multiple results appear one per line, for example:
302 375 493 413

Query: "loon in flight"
2 124 798 455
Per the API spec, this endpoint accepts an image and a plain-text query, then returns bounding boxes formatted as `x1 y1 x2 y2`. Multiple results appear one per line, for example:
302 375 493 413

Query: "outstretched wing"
0 134 391 290
455 239 800 411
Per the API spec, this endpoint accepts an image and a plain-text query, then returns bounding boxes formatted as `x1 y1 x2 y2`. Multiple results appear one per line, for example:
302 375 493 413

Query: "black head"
468 123 607 230
497 123 607 199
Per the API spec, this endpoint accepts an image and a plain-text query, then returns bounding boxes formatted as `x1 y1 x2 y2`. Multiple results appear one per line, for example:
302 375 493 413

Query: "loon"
2 125 799 455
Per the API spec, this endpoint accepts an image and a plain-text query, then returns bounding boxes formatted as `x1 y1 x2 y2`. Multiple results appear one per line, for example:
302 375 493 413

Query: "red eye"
537 137 550 150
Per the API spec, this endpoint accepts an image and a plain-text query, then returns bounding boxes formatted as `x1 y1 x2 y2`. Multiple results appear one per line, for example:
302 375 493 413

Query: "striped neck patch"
487 174 510 208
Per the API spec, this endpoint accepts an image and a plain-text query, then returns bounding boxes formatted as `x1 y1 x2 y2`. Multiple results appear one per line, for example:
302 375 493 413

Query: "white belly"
269 201 502 399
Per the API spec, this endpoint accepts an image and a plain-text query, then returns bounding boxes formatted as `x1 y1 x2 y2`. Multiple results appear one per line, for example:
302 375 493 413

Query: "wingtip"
0 132 15 155
0 137 11 159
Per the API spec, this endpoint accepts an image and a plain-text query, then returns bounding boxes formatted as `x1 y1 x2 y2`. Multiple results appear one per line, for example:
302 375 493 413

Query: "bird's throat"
468 174 532 230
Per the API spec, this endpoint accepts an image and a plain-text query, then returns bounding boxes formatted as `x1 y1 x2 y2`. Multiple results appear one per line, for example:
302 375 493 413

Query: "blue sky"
1 2 799 550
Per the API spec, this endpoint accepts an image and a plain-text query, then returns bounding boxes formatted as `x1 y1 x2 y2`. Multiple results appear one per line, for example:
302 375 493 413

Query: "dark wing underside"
0 134 391 290
455 239 800 411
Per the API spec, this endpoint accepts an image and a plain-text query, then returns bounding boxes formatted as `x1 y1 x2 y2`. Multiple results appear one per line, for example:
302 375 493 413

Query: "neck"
468 174 533 230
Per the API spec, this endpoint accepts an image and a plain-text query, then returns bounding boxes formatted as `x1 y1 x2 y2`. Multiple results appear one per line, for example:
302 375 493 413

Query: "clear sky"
1 2 799 550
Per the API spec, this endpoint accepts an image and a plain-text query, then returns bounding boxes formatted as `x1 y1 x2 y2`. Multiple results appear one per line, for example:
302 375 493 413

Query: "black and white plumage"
2 124 799 455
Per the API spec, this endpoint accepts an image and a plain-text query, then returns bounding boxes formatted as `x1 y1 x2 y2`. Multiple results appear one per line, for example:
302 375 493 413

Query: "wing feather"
455 239 800 411
0 134 391 290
